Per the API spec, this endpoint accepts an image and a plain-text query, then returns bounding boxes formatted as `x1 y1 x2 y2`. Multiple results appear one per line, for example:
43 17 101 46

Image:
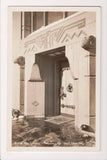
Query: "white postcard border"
1 0 107 160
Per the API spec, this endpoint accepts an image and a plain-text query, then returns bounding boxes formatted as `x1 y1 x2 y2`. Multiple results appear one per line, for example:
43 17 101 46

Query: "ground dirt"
12 117 95 147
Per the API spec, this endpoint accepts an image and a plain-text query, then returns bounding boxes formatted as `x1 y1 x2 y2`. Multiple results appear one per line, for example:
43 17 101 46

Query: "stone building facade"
12 10 96 130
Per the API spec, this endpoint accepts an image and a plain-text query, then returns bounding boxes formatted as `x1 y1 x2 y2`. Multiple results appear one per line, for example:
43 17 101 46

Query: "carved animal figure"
12 109 20 119
82 35 96 53
81 124 94 133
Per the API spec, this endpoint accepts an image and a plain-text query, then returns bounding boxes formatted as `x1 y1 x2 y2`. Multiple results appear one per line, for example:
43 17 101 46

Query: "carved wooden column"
14 56 25 114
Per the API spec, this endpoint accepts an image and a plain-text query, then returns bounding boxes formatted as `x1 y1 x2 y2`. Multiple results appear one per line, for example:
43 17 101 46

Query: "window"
24 12 31 38
33 12 44 31
65 12 77 17
22 11 77 38
46 12 63 25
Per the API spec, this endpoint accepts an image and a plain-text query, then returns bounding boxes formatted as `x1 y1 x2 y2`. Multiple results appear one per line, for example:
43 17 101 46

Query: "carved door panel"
60 61 75 116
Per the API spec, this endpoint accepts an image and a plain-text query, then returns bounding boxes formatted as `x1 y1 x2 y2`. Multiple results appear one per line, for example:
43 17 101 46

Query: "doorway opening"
35 47 74 118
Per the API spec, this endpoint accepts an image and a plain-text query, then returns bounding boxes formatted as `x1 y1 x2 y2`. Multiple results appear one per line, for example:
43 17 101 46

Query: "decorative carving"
66 83 73 93
61 30 87 44
24 18 86 55
12 109 20 119
14 56 25 66
32 101 39 106
61 104 75 109
60 87 66 100
80 124 94 133
56 18 85 43
82 35 96 53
